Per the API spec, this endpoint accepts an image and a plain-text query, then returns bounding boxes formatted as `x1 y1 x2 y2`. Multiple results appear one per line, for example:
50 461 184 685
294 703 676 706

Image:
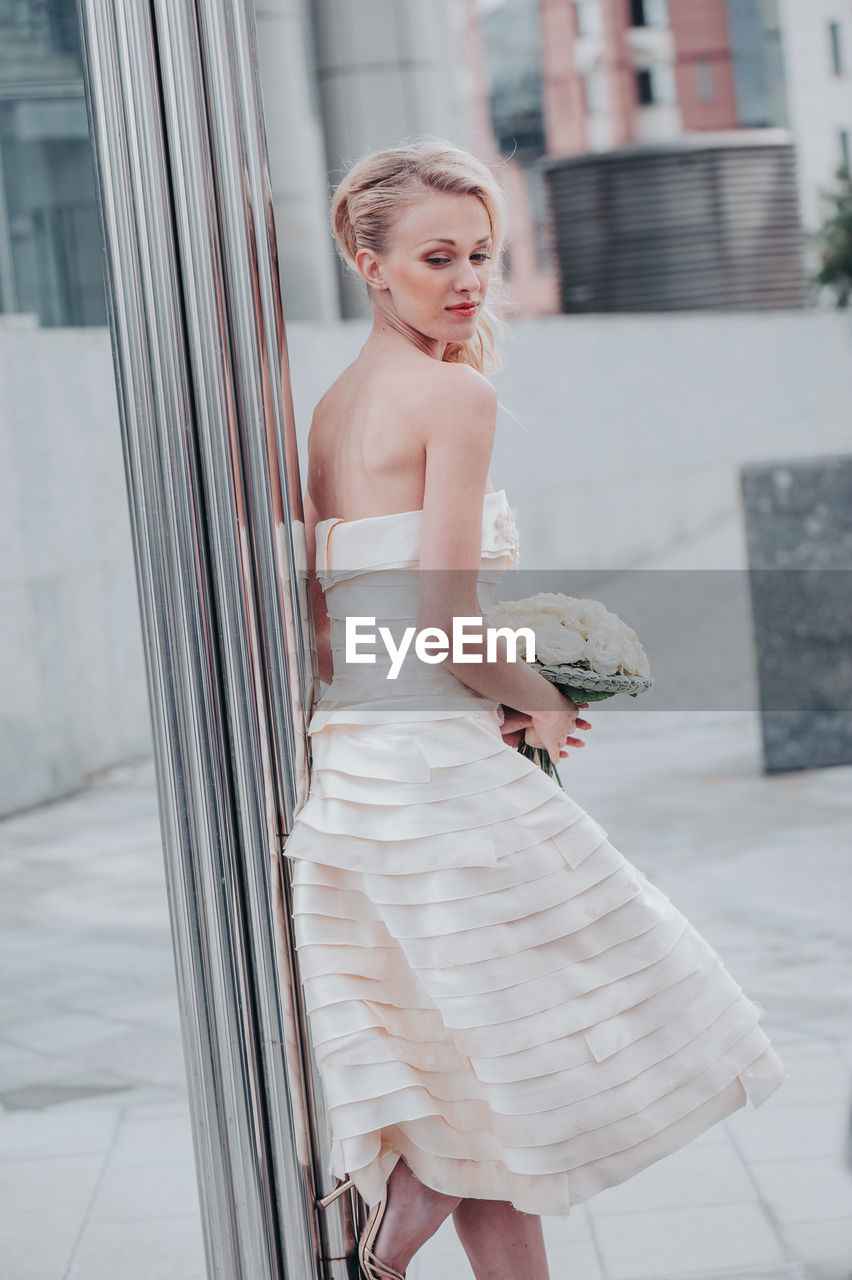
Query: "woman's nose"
455 259 480 291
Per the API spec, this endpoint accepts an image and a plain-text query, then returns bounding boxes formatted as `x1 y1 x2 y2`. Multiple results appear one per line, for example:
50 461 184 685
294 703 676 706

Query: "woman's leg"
370 1156 462 1275
452 1198 551 1280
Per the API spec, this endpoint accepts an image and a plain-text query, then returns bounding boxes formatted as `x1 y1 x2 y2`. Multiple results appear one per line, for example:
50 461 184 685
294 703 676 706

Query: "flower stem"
518 738 565 790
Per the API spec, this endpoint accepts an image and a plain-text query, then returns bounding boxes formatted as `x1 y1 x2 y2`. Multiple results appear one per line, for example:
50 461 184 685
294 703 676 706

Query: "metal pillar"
75 0 344 1276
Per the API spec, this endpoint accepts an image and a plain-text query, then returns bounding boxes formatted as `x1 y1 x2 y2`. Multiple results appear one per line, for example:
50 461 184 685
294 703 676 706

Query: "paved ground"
1 709 850 1280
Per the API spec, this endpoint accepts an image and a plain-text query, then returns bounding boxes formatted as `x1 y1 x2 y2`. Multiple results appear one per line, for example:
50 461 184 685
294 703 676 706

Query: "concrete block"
741 455 852 771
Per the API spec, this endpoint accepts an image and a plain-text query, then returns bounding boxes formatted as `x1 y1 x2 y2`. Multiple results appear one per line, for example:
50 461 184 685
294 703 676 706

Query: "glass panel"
0 2 106 325
0 95 106 324
0 0 83 82
696 59 715 102
480 0 546 157
630 0 669 28
724 0 788 128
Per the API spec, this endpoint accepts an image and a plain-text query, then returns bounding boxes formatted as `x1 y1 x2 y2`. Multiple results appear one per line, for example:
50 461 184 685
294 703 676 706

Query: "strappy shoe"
317 1178 405 1280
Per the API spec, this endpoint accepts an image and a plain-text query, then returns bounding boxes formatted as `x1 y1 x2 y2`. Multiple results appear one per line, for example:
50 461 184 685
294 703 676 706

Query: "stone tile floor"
1 710 850 1280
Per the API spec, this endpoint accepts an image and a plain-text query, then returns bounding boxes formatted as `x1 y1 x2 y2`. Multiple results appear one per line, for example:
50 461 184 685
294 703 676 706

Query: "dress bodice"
309 489 521 731
314 488 520 584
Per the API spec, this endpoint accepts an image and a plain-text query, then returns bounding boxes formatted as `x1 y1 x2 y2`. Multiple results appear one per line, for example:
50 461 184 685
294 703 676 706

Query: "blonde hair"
330 137 509 373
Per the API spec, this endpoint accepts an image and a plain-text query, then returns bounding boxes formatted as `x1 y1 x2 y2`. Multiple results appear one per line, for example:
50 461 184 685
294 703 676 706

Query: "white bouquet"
485 592 654 781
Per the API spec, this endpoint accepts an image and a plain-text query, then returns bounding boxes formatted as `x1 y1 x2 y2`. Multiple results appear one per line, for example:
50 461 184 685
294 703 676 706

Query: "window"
0 9 107 327
841 129 851 176
480 1 546 158
629 0 668 28
695 59 715 102
636 68 654 104
635 64 676 106
829 21 844 75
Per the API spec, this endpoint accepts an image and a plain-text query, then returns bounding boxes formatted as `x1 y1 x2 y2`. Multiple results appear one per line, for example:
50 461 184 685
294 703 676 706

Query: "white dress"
283 488 788 1215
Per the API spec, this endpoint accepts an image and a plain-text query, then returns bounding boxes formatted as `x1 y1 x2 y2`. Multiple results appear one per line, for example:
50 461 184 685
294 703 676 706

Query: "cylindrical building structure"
310 0 474 317
542 130 809 312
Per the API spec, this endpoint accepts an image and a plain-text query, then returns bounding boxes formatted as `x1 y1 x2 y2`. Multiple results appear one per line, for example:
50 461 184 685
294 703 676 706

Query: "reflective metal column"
75 0 343 1275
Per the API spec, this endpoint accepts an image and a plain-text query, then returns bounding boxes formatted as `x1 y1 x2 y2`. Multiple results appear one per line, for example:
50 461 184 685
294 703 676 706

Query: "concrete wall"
3 310 851 815
0 323 151 818
286 311 852 572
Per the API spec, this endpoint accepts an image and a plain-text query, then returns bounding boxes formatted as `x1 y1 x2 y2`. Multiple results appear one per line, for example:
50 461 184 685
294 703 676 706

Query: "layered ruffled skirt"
284 702 788 1215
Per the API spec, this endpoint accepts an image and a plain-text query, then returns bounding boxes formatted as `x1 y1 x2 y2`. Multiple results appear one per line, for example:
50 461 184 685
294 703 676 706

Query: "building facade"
536 0 789 153
0 0 479 327
775 0 852 229
531 0 848 232
470 0 851 306
2 0 851 331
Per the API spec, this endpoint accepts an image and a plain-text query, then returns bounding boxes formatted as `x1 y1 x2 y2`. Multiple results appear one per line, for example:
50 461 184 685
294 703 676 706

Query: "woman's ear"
355 248 388 292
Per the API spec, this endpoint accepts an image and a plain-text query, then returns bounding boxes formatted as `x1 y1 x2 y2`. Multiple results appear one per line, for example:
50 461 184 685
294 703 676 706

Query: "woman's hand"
500 708 533 749
529 699 592 764
500 703 592 760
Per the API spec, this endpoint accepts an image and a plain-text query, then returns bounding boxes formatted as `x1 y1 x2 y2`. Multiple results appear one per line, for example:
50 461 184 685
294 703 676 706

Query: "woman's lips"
446 303 478 315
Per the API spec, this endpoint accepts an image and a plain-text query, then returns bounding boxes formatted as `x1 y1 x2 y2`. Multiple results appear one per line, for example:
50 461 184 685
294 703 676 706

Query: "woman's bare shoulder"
432 359 495 403
310 356 495 449
407 360 497 437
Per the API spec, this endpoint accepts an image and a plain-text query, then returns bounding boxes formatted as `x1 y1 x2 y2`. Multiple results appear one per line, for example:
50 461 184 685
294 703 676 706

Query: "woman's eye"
424 253 492 266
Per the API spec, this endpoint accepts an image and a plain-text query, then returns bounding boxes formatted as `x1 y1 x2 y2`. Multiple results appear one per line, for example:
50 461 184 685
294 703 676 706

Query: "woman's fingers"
501 710 533 734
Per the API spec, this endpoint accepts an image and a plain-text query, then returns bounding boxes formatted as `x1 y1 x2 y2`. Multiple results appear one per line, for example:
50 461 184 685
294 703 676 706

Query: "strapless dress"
283 488 788 1214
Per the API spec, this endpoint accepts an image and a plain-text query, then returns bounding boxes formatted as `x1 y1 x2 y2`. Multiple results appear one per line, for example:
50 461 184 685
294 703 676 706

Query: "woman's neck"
366 311 446 362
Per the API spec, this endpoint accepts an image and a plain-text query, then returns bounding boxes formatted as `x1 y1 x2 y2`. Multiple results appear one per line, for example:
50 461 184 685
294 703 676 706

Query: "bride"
303 142 582 767
286 137 787 1280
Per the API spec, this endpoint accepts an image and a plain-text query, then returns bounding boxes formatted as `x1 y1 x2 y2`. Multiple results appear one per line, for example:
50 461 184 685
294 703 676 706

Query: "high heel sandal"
317 1178 405 1280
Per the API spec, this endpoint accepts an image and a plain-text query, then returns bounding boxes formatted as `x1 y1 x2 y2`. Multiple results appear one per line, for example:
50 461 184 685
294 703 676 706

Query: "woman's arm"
415 364 566 719
303 486 334 686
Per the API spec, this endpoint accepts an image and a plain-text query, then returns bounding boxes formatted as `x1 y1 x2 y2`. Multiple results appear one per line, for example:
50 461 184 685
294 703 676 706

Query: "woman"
284 138 787 1280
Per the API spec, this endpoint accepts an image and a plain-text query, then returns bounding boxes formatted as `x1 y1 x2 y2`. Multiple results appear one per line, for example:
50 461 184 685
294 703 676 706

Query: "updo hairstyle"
330 137 509 373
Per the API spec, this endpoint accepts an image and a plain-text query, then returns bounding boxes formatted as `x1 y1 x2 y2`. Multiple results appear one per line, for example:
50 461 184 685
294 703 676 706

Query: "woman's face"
359 189 494 351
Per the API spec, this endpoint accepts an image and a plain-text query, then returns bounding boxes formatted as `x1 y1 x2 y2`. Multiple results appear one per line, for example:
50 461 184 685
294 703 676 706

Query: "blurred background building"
1 0 851 813
1 0 851 328
0 2 106 326
478 0 852 308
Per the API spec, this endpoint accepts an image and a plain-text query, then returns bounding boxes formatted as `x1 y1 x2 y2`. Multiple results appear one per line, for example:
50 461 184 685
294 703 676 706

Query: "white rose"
533 619 586 665
487 602 525 628
586 625 625 676
564 598 612 634
620 637 651 677
534 592 578 616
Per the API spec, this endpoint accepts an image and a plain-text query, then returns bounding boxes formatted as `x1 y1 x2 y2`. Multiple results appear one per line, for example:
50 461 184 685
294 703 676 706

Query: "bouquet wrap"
485 593 655 784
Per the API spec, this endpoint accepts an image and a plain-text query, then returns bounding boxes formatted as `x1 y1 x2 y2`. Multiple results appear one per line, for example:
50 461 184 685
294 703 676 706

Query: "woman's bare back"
306 349 495 525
